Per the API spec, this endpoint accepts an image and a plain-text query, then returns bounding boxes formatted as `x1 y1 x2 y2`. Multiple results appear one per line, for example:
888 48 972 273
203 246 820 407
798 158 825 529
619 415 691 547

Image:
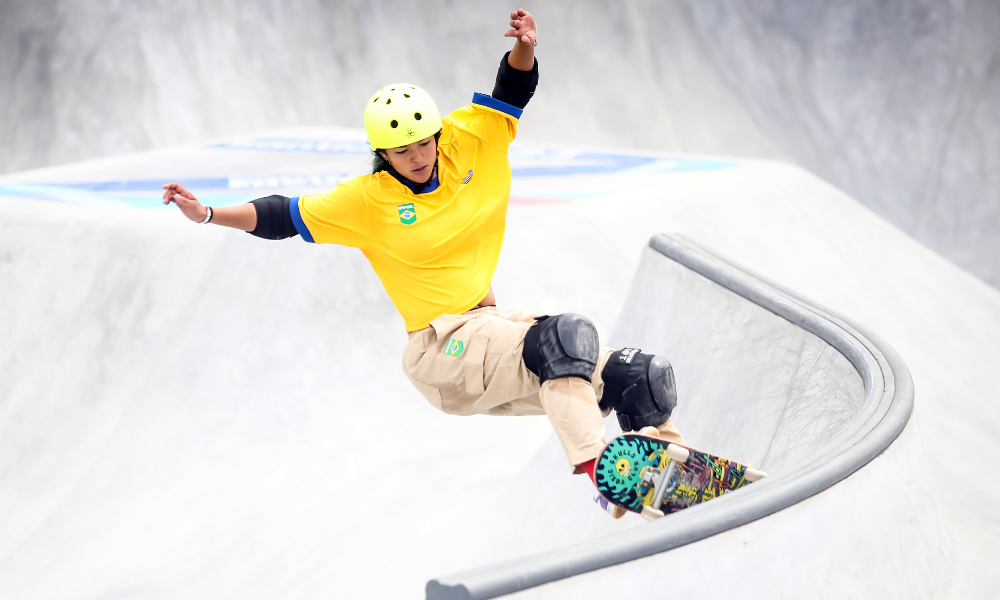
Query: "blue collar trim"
387 163 439 195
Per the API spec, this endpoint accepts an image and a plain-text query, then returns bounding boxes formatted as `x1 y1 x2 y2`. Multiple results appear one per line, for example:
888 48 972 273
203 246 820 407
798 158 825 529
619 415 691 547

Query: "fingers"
505 27 535 43
505 8 535 41
163 182 191 196
163 183 183 202
506 21 528 34
161 182 199 209
164 193 185 207
163 182 197 203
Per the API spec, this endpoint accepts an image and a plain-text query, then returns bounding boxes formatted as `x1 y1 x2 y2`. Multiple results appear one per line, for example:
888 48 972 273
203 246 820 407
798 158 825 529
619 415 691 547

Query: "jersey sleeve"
444 94 522 153
291 179 370 248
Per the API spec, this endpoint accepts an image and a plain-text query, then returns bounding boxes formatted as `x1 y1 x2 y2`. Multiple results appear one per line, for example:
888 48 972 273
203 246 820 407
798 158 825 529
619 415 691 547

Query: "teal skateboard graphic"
595 433 766 520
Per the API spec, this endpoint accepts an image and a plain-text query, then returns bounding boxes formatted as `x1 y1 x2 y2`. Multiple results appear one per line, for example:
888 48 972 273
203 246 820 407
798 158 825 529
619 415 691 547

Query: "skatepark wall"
0 127 992 597
427 235 948 599
0 197 461 597
2 0 999 287
0 180 652 598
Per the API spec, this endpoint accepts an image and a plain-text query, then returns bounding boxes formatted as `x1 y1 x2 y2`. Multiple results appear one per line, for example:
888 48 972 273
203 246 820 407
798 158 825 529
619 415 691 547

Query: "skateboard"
595 433 766 520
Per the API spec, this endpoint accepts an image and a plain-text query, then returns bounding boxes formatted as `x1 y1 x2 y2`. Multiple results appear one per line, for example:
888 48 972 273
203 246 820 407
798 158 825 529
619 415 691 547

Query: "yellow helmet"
364 83 443 150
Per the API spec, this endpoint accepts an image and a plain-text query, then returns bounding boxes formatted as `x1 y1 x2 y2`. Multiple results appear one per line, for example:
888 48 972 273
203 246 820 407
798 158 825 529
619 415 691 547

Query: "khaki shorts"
402 306 685 468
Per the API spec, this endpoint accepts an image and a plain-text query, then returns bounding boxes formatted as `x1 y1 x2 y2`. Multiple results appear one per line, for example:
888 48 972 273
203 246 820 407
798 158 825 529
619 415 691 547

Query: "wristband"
198 206 213 224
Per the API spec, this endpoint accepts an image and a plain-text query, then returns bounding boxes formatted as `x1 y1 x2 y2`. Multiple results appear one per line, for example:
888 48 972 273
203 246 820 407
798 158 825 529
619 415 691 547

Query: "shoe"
594 493 628 519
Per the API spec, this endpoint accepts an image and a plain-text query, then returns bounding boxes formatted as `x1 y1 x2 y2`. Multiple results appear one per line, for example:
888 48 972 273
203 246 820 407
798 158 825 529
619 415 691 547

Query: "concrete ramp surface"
429 236 930 599
0 130 997 598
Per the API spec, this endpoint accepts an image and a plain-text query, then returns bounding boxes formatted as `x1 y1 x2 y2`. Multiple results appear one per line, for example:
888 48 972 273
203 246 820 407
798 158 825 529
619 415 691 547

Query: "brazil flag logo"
397 203 417 225
443 338 465 357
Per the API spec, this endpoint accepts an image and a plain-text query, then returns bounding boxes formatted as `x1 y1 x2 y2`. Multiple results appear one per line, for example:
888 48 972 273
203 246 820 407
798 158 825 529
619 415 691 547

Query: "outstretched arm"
492 9 539 110
163 184 300 240
504 9 537 71
162 183 257 230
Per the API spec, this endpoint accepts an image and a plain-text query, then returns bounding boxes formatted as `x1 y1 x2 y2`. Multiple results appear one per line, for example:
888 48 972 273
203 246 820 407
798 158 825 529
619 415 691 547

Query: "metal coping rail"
426 234 914 600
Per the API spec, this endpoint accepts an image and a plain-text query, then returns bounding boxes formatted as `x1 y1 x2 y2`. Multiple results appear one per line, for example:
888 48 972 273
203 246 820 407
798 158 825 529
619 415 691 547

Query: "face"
379 135 437 183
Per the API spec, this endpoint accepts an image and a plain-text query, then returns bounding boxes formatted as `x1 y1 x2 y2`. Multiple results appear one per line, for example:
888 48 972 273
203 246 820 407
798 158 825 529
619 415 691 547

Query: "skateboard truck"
638 444 689 521
638 462 674 520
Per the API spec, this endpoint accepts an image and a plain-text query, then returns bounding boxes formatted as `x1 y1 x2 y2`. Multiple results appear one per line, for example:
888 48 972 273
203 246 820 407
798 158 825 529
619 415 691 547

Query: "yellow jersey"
290 93 522 331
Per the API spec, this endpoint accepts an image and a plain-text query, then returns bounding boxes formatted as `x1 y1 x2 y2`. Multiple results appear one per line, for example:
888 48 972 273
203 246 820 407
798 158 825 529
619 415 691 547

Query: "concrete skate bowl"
427 234 918 600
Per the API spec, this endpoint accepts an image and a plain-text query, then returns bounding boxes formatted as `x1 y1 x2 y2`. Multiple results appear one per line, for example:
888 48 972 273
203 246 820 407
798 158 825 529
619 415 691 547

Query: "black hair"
371 130 442 175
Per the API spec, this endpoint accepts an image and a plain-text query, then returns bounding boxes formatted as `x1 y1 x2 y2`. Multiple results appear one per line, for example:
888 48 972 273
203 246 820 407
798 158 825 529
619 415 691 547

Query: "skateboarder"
163 8 686 516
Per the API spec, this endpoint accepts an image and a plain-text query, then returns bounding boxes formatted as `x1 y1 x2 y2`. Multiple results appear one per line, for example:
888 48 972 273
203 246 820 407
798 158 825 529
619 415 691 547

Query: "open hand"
503 9 537 46
162 182 208 222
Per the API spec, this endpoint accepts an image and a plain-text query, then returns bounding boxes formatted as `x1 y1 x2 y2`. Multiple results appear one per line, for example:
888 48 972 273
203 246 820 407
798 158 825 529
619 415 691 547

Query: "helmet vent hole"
373 97 379 103
390 120 399 128
403 93 410 98
414 112 422 120
386 98 391 105
391 88 395 91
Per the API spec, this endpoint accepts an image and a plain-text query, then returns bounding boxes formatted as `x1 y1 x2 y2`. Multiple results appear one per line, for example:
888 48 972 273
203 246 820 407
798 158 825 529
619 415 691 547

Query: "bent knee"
522 313 599 384
599 348 677 431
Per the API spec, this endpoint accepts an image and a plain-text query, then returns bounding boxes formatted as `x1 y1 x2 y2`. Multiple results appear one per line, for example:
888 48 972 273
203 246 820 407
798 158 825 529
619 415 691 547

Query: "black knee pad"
600 348 677 431
522 313 599 384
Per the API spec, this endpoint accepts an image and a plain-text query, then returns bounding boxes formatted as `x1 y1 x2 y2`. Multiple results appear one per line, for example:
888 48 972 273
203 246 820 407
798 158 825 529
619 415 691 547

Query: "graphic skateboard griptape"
595 434 758 516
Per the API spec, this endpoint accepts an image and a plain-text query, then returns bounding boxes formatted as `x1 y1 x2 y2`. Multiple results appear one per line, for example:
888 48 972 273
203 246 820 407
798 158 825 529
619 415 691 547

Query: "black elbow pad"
248 195 299 240
491 51 539 109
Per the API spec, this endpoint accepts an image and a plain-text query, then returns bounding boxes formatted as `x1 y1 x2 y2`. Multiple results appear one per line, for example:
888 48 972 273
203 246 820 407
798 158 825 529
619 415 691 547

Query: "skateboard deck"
595 433 765 520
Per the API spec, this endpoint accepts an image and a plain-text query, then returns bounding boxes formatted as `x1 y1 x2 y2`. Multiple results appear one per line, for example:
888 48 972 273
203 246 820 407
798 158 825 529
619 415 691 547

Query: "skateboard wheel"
640 506 664 521
745 467 767 482
665 444 689 463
